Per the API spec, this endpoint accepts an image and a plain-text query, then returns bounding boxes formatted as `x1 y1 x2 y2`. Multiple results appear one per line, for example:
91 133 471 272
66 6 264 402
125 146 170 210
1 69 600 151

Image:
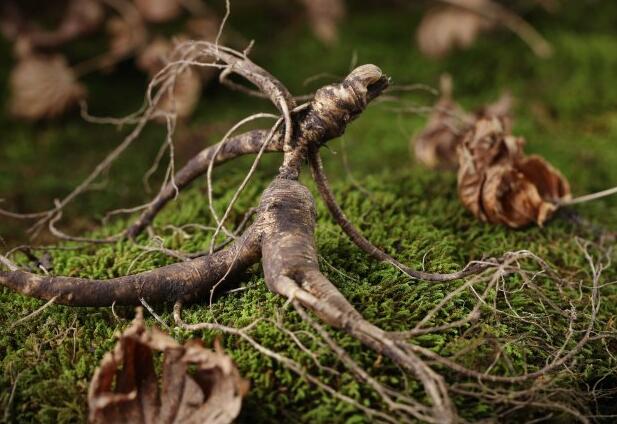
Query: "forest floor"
1 2 616 423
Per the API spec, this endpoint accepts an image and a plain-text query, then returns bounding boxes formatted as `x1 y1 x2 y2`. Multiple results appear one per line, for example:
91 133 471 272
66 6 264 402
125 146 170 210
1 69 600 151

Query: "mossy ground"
1 2 616 423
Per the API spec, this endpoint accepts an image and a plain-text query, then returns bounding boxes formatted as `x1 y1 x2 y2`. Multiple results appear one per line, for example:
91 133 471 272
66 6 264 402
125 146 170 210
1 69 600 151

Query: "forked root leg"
0 226 262 306
260 177 456 424
126 129 283 238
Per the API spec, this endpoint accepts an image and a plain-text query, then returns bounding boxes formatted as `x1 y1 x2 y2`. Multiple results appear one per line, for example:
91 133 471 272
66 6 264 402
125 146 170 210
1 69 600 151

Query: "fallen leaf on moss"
136 37 173 76
412 75 513 170
56 0 105 38
300 0 345 45
412 74 472 170
9 51 86 120
107 16 147 59
137 37 204 120
0 0 104 48
475 91 514 132
88 308 248 424
134 0 182 23
457 117 570 228
186 16 220 42
156 68 203 120
416 0 495 59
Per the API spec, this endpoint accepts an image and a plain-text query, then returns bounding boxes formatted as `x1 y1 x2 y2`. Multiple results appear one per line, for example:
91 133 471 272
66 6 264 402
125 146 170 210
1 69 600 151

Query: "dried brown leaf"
1 0 104 48
157 68 203 120
186 17 220 42
457 117 570 228
9 53 86 120
134 0 182 23
136 37 173 76
107 16 148 59
58 0 105 39
136 37 205 120
416 0 495 59
475 91 515 132
300 0 345 45
88 308 248 424
412 76 513 170
412 75 472 170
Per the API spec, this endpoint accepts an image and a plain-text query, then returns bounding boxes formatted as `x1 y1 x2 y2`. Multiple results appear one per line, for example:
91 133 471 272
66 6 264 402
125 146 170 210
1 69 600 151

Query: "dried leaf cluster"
9 47 86 120
457 117 570 228
88 309 248 424
134 0 182 23
413 76 569 228
3 0 220 121
417 0 495 59
416 0 553 59
136 36 205 120
412 74 512 170
300 0 346 45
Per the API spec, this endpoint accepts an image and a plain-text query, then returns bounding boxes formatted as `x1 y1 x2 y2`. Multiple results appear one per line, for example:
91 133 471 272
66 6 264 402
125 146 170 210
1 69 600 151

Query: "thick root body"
0 228 261 306
260 178 456 423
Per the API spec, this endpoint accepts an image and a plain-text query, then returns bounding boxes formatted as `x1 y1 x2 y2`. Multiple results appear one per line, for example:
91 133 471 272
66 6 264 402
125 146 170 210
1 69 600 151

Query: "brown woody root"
125 129 280 238
0 61 463 422
4 45 596 423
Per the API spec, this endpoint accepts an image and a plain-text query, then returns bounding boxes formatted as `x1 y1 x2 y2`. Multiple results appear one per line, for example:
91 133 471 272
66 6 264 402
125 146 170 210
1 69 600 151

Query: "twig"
10 296 59 329
560 185 617 206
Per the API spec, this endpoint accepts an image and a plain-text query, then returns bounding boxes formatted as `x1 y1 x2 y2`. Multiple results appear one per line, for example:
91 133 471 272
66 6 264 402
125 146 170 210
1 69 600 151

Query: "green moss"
1 3 617 423
2 170 616 423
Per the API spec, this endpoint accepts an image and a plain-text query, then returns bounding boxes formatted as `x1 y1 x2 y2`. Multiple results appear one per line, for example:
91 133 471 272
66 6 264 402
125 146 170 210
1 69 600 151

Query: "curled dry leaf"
0 0 104 48
107 16 148 59
9 53 86 120
186 16 220 42
475 90 514 132
134 0 182 23
416 0 495 59
412 75 513 170
457 117 570 228
47 0 105 44
137 37 204 120
136 37 172 75
88 308 248 424
412 74 472 170
299 0 345 45
156 68 203 120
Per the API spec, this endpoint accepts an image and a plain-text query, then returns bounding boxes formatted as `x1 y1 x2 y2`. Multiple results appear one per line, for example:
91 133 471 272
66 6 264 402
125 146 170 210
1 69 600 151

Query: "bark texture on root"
1 60 474 423
260 178 456 424
126 129 281 238
0 228 261 306
126 63 389 238
309 148 488 282
1 64 391 307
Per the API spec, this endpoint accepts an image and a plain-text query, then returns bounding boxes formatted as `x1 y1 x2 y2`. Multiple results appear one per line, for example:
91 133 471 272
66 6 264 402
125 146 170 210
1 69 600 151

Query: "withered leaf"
107 16 148 59
416 0 495 59
136 37 173 76
457 117 570 228
186 17 220 42
134 0 183 23
88 309 248 424
412 74 472 170
475 91 514 133
156 68 203 120
412 75 513 170
54 0 105 40
1 0 104 48
9 53 86 120
137 37 205 120
300 0 345 45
